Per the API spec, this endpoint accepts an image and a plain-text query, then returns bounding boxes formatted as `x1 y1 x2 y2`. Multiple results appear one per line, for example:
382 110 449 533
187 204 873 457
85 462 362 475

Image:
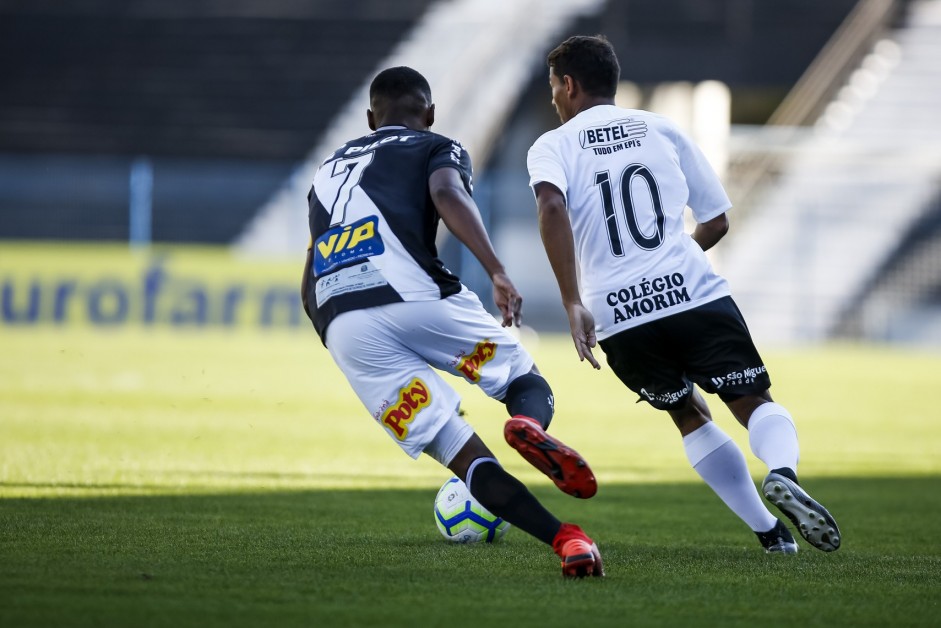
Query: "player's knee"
721 392 772 427
503 372 554 429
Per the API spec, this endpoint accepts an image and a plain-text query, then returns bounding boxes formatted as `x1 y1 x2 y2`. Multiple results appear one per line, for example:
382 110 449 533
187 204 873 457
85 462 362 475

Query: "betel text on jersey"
578 118 647 155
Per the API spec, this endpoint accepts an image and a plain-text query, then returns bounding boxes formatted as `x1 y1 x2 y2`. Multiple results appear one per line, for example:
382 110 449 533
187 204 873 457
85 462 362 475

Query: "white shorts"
324 288 536 462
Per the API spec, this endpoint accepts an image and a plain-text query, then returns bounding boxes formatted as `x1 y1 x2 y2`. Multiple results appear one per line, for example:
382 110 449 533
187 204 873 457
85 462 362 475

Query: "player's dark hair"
369 66 432 118
547 35 620 98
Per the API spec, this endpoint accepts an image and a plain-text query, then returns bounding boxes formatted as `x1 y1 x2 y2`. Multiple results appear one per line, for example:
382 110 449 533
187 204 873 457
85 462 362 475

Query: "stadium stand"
719 0 941 344
0 0 435 159
235 0 608 257
5 0 936 344
418 0 863 331
0 0 436 241
0 0 858 248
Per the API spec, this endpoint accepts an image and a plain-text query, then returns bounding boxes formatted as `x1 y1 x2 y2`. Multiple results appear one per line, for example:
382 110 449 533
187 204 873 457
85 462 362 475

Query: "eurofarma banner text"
0 243 305 328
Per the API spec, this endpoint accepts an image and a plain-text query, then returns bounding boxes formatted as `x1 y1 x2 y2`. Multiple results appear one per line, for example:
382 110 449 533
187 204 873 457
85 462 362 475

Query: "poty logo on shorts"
456 340 497 382
381 378 431 440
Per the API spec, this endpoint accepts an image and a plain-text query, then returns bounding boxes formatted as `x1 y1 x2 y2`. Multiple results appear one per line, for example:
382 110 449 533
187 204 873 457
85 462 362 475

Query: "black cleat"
756 519 799 554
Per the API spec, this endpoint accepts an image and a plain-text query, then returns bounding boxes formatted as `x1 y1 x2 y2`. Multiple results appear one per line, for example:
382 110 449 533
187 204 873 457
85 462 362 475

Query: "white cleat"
762 472 841 552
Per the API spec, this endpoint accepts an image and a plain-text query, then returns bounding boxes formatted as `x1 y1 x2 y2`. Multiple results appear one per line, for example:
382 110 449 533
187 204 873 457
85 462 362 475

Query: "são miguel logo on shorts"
381 378 432 440
456 340 497 382
314 216 383 276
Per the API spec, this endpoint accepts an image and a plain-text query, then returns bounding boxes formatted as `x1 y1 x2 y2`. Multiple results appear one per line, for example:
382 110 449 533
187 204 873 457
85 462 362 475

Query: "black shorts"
598 296 771 411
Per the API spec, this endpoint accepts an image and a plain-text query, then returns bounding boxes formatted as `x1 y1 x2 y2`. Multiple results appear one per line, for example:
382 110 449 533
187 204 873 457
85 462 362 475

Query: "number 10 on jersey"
594 164 665 255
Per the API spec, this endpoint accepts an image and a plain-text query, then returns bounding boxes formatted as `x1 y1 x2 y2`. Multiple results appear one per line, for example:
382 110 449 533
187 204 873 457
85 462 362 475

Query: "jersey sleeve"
527 134 568 200
673 128 732 223
428 136 474 194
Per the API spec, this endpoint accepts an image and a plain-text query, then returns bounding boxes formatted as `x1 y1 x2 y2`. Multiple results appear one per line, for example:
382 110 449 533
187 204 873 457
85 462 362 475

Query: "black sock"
771 466 799 484
467 460 560 545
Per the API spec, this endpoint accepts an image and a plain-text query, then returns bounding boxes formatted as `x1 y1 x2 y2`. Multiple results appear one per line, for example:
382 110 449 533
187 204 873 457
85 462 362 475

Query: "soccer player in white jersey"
301 66 602 576
528 35 841 554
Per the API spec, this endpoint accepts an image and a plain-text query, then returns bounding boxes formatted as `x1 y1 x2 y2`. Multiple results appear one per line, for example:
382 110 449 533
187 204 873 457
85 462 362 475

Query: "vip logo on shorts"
381 378 431 440
456 340 496 382
314 216 384 276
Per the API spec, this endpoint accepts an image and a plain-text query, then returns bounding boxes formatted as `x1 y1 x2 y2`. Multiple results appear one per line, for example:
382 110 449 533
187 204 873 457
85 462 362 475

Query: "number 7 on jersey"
328 153 374 226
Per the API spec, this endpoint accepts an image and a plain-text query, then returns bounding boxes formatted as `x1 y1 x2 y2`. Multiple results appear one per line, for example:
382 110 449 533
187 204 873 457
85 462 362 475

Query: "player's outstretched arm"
534 182 600 369
429 167 522 327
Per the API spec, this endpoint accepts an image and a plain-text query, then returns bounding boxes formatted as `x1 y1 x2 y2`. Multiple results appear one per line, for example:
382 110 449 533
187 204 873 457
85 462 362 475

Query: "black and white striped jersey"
306 125 468 342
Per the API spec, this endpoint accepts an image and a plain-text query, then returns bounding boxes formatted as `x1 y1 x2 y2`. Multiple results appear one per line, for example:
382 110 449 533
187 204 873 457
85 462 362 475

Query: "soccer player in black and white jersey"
302 66 602 577
528 35 841 554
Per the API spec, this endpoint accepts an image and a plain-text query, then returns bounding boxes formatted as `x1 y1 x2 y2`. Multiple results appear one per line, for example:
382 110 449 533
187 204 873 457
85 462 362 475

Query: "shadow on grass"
1 477 938 628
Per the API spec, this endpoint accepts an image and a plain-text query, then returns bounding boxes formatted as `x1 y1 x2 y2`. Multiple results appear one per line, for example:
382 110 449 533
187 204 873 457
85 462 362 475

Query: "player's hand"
566 303 600 369
491 272 523 327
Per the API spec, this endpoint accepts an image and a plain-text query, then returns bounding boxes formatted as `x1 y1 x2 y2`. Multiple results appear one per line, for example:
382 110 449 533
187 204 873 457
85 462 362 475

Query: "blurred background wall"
1 0 939 346
0 0 436 242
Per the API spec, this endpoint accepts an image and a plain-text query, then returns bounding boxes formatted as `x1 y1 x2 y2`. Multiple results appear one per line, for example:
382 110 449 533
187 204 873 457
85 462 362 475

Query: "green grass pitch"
1 326 939 627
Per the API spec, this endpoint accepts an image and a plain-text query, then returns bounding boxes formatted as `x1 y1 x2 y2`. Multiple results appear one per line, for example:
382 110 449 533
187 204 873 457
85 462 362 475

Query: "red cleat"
553 523 604 578
504 416 597 499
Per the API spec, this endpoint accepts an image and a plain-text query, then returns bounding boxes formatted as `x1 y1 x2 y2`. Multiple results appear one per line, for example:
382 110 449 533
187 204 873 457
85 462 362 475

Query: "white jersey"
528 105 732 340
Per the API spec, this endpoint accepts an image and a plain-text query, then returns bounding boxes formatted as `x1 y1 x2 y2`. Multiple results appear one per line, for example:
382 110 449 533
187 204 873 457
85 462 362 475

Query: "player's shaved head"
368 66 433 127
547 35 620 98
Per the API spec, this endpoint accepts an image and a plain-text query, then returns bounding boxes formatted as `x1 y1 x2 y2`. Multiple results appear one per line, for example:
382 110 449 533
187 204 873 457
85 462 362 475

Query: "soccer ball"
433 476 510 543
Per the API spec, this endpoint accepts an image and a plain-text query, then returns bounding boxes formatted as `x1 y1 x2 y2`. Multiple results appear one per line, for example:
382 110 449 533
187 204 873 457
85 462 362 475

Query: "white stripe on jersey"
528 105 732 340
312 164 442 302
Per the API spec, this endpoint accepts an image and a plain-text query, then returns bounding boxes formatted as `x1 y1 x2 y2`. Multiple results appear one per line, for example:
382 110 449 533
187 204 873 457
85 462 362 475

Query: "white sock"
684 422 778 533
747 402 800 473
